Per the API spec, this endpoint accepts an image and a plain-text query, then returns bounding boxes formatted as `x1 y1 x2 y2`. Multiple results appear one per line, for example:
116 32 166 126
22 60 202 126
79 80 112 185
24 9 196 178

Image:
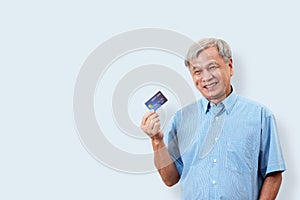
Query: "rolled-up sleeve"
164 113 183 176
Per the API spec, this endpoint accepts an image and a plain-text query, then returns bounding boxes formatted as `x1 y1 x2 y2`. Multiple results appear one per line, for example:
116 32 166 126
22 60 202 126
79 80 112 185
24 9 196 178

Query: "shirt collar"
200 86 238 114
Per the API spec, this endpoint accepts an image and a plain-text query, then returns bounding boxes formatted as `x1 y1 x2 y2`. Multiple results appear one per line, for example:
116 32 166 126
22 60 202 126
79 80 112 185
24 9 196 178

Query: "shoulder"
171 99 202 123
176 99 202 115
180 100 200 112
236 95 274 117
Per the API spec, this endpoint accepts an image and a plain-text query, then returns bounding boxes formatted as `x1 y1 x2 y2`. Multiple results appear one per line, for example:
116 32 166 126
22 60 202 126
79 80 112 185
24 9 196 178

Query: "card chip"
145 91 168 111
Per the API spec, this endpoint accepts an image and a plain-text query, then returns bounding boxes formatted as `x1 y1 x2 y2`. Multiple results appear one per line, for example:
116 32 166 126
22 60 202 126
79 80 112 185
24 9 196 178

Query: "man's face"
189 46 233 104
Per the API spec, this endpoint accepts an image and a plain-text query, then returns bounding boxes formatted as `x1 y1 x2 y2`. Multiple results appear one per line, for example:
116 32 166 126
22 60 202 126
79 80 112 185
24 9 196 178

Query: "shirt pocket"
226 140 255 174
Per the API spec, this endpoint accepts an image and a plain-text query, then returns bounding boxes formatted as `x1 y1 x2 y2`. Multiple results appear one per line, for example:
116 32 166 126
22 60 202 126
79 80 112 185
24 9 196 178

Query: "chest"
177 112 262 168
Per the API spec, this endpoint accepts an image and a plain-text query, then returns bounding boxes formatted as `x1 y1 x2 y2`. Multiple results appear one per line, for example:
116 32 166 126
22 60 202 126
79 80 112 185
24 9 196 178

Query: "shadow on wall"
231 52 246 95
277 120 294 199
170 184 181 199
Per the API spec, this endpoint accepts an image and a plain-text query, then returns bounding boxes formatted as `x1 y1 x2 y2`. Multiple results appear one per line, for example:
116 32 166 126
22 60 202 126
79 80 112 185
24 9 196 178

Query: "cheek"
193 77 201 86
216 71 229 84
224 73 232 84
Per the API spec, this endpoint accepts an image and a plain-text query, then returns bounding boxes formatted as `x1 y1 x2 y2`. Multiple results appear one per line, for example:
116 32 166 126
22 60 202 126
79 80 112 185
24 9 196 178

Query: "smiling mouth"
204 82 217 89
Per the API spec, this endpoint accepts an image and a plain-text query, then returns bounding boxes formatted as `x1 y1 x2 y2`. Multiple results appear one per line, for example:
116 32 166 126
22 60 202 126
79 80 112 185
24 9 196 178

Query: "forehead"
190 46 222 65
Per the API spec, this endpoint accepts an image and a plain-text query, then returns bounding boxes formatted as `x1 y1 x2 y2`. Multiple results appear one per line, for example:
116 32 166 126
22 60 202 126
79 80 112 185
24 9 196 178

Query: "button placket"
199 103 226 159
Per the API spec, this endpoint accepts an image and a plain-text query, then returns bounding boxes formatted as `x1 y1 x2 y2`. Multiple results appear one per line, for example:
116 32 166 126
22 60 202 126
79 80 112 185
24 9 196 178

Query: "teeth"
205 83 217 88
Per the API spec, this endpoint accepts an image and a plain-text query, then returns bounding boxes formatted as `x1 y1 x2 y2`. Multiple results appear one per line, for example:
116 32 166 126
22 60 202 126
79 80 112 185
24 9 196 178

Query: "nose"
202 69 213 82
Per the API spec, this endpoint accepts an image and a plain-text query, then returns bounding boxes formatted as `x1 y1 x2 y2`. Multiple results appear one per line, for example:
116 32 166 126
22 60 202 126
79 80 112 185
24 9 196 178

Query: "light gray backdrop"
0 0 298 199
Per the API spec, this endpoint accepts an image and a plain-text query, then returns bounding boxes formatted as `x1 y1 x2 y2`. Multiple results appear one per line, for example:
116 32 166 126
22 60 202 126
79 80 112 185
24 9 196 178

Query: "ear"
228 58 234 77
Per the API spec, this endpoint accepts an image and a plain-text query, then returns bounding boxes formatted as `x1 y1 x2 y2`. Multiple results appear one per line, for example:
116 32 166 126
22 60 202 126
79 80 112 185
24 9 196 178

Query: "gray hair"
184 38 232 67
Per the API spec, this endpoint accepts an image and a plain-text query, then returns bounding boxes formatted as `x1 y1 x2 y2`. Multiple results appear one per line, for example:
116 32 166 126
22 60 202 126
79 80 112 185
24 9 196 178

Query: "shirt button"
213 159 217 163
214 137 218 142
212 180 216 185
215 116 219 121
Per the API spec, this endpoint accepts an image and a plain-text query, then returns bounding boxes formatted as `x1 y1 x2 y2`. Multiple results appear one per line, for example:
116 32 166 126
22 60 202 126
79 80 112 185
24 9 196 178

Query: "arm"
152 135 180 186
259 113 286 199
140 111 180 187
259 171 283 200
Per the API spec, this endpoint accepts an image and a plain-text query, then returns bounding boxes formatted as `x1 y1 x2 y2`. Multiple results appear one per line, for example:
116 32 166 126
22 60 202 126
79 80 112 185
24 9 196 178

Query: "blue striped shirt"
165 89 286 199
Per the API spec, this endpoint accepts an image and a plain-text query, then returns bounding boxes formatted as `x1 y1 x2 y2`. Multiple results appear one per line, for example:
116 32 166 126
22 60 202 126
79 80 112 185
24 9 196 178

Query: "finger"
141 116 156 133
145 117 159 133
149 117 160 129
144 113 159 128
152 122 161 134
141 110 155 125
146 112 159 125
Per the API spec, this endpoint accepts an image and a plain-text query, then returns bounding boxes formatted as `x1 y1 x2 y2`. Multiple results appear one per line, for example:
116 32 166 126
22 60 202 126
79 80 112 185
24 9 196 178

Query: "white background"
1 0 299 199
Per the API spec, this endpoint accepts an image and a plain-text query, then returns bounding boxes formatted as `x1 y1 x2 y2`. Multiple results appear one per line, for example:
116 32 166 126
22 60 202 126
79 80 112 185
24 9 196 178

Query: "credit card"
145 91 168 111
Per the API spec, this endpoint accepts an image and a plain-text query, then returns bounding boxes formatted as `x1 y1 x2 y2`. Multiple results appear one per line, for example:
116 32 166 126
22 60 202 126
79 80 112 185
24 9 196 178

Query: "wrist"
151 132 164 148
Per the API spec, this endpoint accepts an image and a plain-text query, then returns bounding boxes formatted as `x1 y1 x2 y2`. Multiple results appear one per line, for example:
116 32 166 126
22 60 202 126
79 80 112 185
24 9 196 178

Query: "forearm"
259 172 283 200
140 111 180 186
152 137 180 187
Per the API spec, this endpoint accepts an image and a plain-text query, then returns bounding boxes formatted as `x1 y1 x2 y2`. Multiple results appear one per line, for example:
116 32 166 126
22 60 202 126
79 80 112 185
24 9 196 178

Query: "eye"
209 65 217 70
194 69 202 75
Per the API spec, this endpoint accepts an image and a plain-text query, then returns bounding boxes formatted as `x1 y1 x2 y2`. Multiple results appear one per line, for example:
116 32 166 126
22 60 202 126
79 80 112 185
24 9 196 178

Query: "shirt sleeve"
164 113 183 176
260 110 286 178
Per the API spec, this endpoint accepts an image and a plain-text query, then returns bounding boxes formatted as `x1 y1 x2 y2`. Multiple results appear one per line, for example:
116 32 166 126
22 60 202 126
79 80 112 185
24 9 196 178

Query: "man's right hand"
140 110 180 186
140 110 163 141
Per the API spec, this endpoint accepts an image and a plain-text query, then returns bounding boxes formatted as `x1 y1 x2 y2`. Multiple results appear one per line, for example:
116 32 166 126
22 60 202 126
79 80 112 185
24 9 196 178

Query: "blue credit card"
145 91 168 111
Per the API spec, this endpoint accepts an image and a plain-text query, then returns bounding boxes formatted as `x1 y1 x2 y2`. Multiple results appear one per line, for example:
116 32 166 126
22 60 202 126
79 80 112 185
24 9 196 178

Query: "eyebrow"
191 61 218 70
